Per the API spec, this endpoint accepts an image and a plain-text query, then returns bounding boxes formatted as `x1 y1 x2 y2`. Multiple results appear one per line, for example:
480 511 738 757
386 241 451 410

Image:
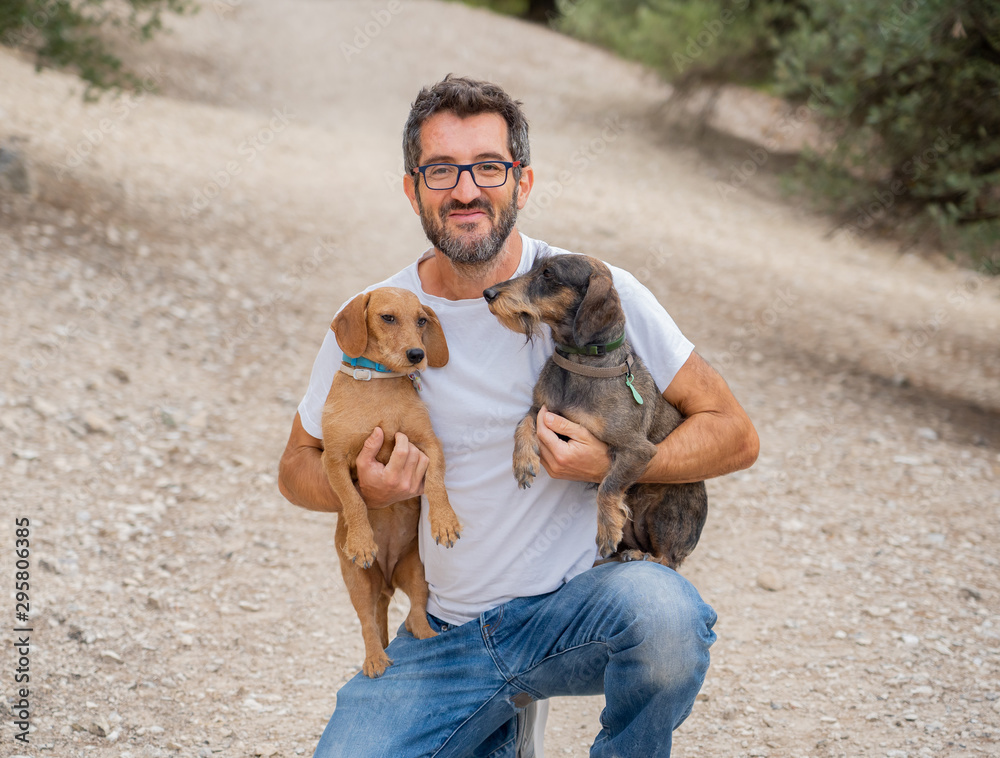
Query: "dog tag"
408 371 423 392
625 373 643 405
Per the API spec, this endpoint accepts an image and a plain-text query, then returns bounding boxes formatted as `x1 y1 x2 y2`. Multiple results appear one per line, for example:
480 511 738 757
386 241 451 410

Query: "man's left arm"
536 352 759 484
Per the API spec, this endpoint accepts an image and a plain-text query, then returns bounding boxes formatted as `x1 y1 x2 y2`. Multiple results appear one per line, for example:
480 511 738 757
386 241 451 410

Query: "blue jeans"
314 561 717 758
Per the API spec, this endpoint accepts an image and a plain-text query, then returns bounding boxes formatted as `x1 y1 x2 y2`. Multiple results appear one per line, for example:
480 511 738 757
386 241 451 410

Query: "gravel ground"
1 2 999 757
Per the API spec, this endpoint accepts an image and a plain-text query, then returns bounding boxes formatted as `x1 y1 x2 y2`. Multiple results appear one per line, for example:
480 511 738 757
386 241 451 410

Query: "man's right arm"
278 412 431 513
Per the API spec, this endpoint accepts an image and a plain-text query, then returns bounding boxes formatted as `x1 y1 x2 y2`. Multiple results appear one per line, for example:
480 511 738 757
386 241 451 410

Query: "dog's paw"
343 532 378 569
619 549 655 563
362 649 392 678
513 447 541 489
430 510 462 549
596 519 625 558
595 495 627 557
405 614 438 640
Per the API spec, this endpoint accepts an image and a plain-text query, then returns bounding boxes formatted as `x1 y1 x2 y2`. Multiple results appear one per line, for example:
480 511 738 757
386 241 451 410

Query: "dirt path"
2 1 998 756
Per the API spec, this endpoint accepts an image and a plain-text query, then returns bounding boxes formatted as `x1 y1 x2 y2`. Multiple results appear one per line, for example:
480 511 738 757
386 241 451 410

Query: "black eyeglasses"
412 160 522 190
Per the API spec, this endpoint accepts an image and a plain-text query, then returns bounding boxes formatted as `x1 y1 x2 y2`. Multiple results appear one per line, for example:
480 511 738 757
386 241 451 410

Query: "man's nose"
451 167 483 202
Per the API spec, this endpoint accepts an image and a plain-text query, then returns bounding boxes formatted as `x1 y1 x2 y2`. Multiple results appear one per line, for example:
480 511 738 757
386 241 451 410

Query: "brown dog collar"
551 350 632 378
550 352 644 405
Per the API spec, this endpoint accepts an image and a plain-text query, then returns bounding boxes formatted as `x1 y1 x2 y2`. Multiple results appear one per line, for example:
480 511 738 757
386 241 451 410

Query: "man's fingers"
383 433 428 494
357 426 385 464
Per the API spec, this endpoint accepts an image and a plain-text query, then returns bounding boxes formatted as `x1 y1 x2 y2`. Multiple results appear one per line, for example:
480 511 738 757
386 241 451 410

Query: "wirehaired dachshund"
483 255 707 569
322 287 461 677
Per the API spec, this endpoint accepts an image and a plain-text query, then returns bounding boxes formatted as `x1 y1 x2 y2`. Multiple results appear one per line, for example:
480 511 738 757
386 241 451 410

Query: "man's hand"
356 427 429 509
536 406 610 483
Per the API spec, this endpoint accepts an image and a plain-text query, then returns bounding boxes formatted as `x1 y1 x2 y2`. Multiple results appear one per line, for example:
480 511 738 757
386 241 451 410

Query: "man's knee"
603 562 717 677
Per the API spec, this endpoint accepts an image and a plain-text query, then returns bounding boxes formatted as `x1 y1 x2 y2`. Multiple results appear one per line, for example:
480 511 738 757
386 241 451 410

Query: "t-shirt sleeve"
610 266 694 392
296 328 341 440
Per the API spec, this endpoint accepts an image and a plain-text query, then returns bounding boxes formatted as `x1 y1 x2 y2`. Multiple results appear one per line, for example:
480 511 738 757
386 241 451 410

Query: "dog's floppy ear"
421 304 449 368
332 292 370 358
572 267 621 346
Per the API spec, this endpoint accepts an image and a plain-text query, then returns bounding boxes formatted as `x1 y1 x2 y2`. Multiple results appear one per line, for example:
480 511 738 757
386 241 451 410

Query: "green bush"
0 0 192 95
774 0 1000 252
556 0 805 88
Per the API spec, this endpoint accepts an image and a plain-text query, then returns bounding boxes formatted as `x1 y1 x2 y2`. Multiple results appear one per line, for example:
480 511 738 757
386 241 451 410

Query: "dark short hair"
403 74 530 177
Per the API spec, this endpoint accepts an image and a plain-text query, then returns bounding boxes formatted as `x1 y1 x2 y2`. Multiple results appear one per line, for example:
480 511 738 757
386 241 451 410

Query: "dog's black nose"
406 348 425 364
483 287 499 303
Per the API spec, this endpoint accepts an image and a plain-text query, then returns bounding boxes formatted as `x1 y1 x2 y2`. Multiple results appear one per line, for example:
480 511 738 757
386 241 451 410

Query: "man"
279 75 758 757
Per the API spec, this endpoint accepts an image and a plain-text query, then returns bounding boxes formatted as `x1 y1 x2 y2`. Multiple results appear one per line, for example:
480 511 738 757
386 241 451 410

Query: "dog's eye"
416 317 428 327
542 268 553 279
381 314 395 323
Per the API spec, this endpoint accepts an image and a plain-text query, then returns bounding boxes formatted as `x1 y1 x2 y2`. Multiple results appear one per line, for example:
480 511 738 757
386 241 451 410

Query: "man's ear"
403 172 421 215
332 292 371 358
515 164 534 210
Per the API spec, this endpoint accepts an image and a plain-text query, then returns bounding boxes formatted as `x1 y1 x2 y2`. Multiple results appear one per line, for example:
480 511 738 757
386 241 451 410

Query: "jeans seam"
515 639 609 683
482 608 517 683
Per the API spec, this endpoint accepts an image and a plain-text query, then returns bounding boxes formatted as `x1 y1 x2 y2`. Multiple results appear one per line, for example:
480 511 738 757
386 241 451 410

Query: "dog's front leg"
322 452 378 569
595 440 658 557
513 409 542 489
420 438 462 548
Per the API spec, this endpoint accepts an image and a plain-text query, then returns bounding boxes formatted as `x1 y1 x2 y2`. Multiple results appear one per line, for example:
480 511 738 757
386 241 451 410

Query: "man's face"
404 111 532 269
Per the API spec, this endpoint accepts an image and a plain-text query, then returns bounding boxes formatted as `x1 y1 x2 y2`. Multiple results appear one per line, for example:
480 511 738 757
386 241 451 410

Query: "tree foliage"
775 0 1000 232
0 0 192 94
470 0 1000 257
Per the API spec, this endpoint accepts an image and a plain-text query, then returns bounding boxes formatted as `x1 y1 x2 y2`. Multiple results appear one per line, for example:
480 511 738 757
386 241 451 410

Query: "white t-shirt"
297 233 694 625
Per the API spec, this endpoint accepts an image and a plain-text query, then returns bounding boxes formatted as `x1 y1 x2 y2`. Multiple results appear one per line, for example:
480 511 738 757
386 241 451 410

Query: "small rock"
30 397 58 417
960 587 982 601
903 712 918 721
100 650 124 664
87 717 111 737
916 426 938 441
12 449 39 460
864 606 891 617
901 633 920 646
756 571 785 592
83 411 111 434
239 601 262 612
110 367 130 383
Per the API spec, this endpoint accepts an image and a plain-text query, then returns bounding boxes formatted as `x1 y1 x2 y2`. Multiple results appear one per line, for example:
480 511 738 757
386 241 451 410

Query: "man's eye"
381 314 396 323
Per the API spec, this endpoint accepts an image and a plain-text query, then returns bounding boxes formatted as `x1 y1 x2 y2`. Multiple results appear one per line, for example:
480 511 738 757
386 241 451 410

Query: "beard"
417 187 519 276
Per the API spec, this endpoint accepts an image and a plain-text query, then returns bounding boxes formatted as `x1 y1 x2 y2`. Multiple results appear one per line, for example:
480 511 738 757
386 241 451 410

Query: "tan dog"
321 287 461 677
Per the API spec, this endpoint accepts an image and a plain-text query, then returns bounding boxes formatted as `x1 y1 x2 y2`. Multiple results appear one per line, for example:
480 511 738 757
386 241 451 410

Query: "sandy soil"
1 1 999 756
